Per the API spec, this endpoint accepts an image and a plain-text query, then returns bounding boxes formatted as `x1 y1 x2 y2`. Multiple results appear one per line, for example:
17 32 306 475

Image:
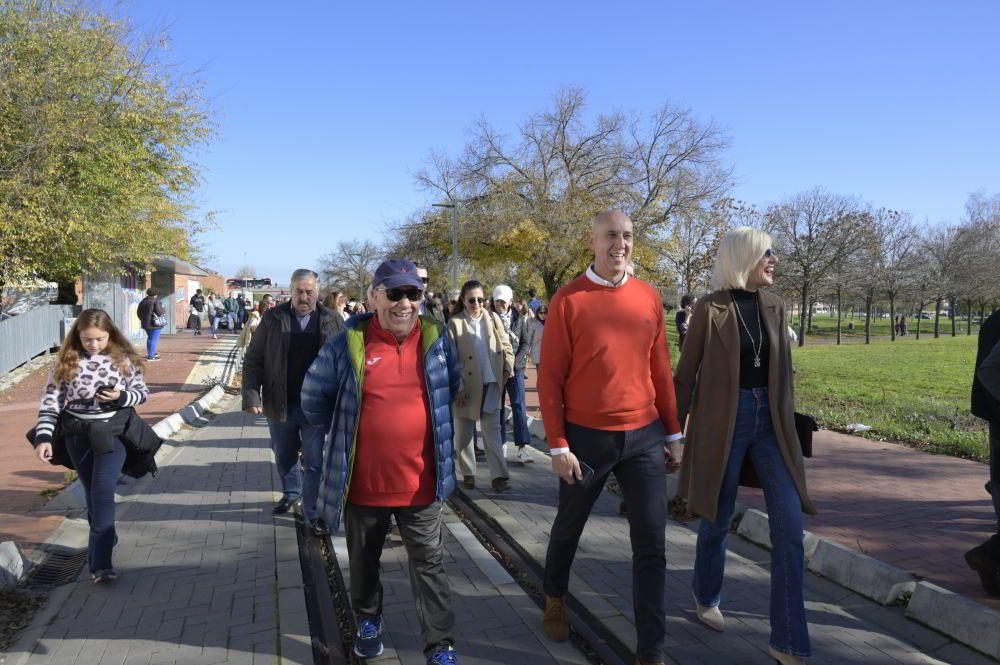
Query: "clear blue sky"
127 0 1000 283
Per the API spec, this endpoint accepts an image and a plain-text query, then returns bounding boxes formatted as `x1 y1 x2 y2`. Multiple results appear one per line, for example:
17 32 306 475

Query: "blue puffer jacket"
301 313 462 530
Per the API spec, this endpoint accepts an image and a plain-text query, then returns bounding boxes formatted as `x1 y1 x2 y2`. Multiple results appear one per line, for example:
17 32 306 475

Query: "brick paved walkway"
522 367 1000 610
0 332 240 552
462 445 992 664
9 400 304 665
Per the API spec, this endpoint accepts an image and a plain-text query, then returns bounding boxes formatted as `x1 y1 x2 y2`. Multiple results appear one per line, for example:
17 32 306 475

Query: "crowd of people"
27 208 1000 665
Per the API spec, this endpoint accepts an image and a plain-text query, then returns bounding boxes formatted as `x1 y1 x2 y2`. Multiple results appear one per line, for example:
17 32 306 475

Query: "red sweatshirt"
348 316 436 507
537 274 681 450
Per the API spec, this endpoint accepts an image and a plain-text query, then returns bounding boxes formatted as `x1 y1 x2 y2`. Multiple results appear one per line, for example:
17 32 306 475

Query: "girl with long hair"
33 309 150 584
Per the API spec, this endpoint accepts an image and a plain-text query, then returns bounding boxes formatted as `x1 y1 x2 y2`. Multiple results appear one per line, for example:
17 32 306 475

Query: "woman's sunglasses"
537 309 548 315
379 287 423 302
763 248 776 259
466 297 486 305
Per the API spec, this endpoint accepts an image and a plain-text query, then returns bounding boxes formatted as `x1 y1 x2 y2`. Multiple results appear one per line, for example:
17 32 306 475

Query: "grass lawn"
791 334 989 461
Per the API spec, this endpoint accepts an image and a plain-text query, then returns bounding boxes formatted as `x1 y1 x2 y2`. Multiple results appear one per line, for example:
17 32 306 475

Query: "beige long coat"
448 310 514 421
674 289 816 522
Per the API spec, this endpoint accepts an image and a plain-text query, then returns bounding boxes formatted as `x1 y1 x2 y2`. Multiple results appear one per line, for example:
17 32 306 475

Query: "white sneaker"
516 448 534 464
694 595 725 632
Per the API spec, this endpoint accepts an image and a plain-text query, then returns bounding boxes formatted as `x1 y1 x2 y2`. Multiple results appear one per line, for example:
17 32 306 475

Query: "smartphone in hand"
578 461 596 487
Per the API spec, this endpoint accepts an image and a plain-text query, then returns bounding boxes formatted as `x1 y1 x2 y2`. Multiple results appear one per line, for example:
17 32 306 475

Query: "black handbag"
794 411 817 458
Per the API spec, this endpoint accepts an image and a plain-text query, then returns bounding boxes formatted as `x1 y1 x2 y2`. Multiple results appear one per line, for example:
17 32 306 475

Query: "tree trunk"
967 304 973 336
889 294 896 342
934 297 942 338
864 292 873 345
951 296 957 337
836 286 842 346
807 301 815 334
797 283 809 347
542 272 560 300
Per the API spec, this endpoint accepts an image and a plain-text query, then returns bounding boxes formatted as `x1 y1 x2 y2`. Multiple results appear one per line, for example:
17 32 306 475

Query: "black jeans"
65 435 126 573
542 419 667 662
345 502 455 656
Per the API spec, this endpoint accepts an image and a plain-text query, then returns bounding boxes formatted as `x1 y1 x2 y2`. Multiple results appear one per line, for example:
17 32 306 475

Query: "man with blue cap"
302 259 464 665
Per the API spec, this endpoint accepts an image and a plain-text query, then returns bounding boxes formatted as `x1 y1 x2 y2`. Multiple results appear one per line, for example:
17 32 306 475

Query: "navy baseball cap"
373 259 424 290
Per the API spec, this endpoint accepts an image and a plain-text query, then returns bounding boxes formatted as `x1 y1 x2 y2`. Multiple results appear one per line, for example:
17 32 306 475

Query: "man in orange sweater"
538 210 682 665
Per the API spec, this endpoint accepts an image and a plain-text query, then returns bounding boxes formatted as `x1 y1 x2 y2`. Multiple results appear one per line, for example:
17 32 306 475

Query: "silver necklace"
731 290 763 368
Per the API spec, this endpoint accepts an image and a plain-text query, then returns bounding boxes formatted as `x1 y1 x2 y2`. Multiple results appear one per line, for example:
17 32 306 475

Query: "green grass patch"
791 335 989 461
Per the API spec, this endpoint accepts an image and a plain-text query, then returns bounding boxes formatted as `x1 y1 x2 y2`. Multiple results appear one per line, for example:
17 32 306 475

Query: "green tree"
0 0 213 305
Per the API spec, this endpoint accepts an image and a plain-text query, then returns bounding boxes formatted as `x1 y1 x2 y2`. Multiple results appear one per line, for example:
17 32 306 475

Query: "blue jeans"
692 388 811 657
543 419 667 662
500 370 530 446
65 435 126 573
267 405 326 521
145 327 162 358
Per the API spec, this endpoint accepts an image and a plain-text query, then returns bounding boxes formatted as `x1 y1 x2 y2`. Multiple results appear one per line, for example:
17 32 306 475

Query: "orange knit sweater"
537 274 681 450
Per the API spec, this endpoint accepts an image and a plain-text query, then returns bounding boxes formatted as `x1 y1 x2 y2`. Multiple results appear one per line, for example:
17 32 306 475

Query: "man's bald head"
590 209 634 283
592 209 632 229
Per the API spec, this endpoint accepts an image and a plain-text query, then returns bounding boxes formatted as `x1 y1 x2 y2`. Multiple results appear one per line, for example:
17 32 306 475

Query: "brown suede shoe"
634 660 665 665
462 477 475 490
543 595 569 642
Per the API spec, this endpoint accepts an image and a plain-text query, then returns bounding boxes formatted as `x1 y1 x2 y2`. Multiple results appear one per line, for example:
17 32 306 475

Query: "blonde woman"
674 227 816 664
448 280 515 492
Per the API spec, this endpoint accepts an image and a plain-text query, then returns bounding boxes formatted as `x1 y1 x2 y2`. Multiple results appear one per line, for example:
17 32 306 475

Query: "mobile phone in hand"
578 461 596 487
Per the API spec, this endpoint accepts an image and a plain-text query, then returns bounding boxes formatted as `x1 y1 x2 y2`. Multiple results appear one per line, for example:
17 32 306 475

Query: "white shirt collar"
585 265 629 288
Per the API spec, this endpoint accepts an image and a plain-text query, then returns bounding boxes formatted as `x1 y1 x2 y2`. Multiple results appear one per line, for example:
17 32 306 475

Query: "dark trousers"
500 370 531 446
542 419 667 662
991 423 1000 533
345 502 455 656
65 435 126 573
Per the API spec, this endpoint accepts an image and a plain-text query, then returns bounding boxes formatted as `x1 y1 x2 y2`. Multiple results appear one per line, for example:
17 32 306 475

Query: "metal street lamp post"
432 201 459 291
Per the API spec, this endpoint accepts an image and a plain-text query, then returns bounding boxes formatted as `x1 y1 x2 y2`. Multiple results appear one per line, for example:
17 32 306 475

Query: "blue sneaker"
427 644 458 664
353 616 384 658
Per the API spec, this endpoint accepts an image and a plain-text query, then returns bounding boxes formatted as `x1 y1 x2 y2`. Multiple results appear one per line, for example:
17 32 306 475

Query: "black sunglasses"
537 309 548 314
763 248 776 259
379 287 423 302
466 297 486 305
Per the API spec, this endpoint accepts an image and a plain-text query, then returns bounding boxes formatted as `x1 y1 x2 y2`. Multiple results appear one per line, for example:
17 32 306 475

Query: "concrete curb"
907 581 1000 660
807 539 917 605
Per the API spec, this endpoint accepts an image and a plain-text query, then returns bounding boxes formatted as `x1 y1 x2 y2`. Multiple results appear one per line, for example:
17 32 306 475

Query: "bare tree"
234 265 256 279
318 240 383 300
767 189 867 345
922 224 968 338
406 88 731 297
656 198 731 295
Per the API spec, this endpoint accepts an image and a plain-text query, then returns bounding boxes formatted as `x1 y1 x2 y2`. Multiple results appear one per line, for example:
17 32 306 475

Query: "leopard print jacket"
34 353 148 445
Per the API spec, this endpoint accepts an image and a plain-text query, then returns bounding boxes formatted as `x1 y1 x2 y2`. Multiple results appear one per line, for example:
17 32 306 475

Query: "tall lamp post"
432 201 459 291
